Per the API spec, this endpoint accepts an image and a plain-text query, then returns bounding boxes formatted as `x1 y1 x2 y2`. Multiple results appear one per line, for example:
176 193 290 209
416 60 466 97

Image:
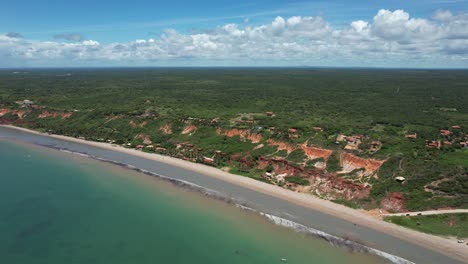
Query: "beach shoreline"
2 124 467 263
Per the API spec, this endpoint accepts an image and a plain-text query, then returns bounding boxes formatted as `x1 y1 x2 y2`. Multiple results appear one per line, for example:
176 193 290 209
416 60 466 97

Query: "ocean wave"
261 213 414 264
44 145 413 264
58 149 90 158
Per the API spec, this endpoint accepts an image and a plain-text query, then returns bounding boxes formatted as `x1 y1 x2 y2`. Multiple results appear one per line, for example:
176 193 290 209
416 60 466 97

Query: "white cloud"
433 10 453 22
371 9 439 42
272 16 286 30
287 16 302 26
82 40 100 46
1 9 467 67
351 20 369 32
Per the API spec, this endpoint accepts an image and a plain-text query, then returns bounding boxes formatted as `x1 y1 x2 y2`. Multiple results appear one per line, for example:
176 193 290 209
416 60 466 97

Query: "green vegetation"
384 214 468 238
440 149 468 167
332 199 361 209
287 149 307 164
0 68 467 210
285 176 309 186
326 153 342 172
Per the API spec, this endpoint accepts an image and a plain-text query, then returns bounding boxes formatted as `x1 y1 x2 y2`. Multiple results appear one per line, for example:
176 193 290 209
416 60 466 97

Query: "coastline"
2 124 467 263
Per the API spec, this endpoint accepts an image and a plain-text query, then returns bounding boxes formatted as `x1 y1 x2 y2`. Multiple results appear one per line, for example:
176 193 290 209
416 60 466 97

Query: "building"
343 136 362 150
20 99 34 108
440 130 452 137
426 141 441 149
202 157 214 164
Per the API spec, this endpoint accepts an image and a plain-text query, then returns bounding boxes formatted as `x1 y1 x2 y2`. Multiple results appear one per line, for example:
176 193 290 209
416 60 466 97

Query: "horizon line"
1 66 468 71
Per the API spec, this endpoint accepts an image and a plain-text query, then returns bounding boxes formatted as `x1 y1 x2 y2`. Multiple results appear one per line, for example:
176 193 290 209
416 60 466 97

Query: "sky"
1 0 467 68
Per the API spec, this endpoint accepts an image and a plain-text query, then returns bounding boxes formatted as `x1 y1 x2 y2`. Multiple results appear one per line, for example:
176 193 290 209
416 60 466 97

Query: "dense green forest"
0 68 466 211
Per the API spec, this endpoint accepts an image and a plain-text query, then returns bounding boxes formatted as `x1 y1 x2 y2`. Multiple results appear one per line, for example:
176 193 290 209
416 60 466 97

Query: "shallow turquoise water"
0 140 385 264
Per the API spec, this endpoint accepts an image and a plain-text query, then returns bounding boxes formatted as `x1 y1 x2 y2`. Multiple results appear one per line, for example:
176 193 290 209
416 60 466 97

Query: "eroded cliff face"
256 156 371 201
300 144 333 161
339 152 386 179
221 128 262 143
38 111 72 119
309 174 371 200
381 192 407 213
270 157 304 176
247 133 262 144
136 134 152 145
129 120 148 128
267 139 295 153
160 124 173 134
0 108 10 117
181 124 197 135
0 108 28 119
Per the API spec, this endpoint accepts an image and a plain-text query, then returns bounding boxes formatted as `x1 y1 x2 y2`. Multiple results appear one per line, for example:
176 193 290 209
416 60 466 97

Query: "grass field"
384 214 468 238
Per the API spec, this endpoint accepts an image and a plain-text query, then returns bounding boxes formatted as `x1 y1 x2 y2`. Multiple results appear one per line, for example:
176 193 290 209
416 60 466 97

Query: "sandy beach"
1 124 467 263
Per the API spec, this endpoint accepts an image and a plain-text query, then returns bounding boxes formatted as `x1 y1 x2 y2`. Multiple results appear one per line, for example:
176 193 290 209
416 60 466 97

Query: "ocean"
0 139 387 264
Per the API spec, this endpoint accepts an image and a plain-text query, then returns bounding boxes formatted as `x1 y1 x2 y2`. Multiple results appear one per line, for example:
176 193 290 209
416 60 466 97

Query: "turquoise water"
0 140 385 264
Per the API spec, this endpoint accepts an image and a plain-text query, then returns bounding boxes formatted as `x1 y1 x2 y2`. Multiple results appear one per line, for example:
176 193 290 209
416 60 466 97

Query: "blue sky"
1 0 467 67
2 0 466 43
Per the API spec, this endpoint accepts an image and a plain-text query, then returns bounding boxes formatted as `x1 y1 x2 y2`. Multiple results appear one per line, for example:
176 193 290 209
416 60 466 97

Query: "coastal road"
383 209 468 217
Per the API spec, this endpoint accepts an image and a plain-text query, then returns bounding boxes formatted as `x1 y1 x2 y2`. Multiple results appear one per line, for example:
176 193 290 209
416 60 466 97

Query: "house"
345 136 361 143
452 125 461 129
288 128 297 133
405 133 417 139
426 141 441 149
136 145 144 150
336 134 347 142
351 134 364 140
344 135 363 150
440 130 452 137
20 99 34 108
202 157 214 164
145 145 154 150
214 150 226 156
312 127 323 132
395 176 406 183
443 141 452 145
265 112 274 117
155 147 167 152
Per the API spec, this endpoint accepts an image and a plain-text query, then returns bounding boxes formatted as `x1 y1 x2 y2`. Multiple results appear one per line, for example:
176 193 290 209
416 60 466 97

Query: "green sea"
0 140 386 264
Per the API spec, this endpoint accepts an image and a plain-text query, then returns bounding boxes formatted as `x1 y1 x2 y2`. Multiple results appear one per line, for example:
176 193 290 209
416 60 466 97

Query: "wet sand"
1 125 467 264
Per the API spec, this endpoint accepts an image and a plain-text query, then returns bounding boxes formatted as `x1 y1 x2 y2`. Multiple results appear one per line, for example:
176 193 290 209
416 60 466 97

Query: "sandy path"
2 124 468 263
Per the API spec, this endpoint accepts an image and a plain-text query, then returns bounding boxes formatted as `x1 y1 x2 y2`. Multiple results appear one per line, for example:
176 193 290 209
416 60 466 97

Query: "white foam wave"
261 213 414 264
